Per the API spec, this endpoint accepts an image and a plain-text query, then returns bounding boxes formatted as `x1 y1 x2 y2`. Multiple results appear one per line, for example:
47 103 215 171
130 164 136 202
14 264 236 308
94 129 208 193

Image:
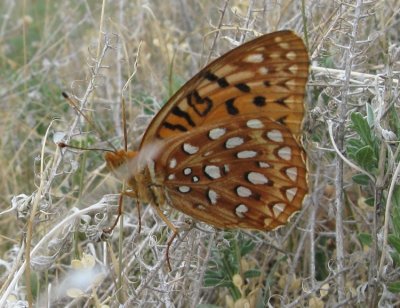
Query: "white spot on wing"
224 164 230 173
237 151 257 159
258 67 269 75
285 167 298 181
269 52 280 59
209 128 226 140
204 165 221 179
195 204 206 211
208 189 218 205
278 147 292 160
288 64 298 74
263 205 273 217
267 129 284 142
169 158 177 169
183 143 199 155
178 186 191 193
204 151 213 157
225 137 244 149
285 79 297 88
286 187 298 202
258 161 271 168
168 174 175 180
286 51 297 60
247 119 263 129
279 42 290 49
235 204 249 218
264 217 273 227
244 53 264 63
237 186 252 197
192 176 199 183
247 172 269 185
273 203 286 217
183 168 192 175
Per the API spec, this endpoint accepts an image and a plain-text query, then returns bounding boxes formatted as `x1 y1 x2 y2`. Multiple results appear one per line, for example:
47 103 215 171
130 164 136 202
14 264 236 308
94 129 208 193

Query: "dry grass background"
1 0 400 307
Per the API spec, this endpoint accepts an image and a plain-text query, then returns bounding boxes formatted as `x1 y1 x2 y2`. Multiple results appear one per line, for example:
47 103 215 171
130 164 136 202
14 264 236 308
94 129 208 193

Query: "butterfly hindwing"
153 115 307 230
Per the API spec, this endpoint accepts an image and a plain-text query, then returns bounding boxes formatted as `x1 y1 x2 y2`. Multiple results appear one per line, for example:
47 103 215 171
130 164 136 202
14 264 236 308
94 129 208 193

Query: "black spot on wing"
202 70 229 88
253 96 266 106
217 77 229 88
276 116 288 125
277 79 291 91
235 83 251 93
275 97 288 107
171 106 196 127
187 90 213 116
225 98 239 115
162 122 188 132
204 71 219 81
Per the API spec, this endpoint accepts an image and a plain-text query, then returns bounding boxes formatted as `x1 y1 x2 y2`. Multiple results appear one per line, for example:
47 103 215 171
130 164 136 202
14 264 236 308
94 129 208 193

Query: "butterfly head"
104 148 159 204
104 150 138 173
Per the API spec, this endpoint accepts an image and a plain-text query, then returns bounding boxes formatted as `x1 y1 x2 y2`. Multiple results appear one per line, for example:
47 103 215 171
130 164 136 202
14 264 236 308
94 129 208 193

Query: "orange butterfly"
105 30 309 236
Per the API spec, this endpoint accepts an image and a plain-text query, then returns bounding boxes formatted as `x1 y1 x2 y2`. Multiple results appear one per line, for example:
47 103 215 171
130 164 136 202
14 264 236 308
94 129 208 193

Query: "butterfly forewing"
141 30 309 144
153 116 307 230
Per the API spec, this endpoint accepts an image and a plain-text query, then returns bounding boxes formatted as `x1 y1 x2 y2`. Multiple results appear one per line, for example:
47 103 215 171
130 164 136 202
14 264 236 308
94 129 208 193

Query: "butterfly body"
105 30 309 231
105 150 166 207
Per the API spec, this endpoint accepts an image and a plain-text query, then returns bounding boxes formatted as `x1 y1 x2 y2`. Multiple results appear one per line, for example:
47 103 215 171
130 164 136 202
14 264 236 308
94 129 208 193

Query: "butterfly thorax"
104 150 166 207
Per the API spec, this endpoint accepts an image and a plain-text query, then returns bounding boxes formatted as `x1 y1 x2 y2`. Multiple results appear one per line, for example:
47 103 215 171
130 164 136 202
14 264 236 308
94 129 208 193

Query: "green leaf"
352 173 371 186
243 269 261 279
347 138 364 148
354 145 377 171
203 274 231 288
351 112 373 145
392 185 400 237
365 197 375 206
366 103 375 127
315 249 328 280
388 235 400 255
388 281 400 293
240 240 256 256
204 232 258 301
357 233 372 247
388 106 400 138
346 138 365 159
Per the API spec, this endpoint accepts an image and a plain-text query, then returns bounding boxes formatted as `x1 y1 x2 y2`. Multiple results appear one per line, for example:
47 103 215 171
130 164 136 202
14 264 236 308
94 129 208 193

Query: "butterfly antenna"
58 142 115 153
62 92 117 152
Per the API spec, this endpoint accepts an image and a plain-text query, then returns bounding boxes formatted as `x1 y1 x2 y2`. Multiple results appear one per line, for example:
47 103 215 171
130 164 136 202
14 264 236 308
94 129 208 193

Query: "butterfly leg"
122 191 142 233
152 205 178 271
103 193 125 233
103 191 142 234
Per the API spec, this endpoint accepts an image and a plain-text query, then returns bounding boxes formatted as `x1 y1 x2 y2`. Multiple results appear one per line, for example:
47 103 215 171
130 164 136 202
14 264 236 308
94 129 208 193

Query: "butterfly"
105 30 309 236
